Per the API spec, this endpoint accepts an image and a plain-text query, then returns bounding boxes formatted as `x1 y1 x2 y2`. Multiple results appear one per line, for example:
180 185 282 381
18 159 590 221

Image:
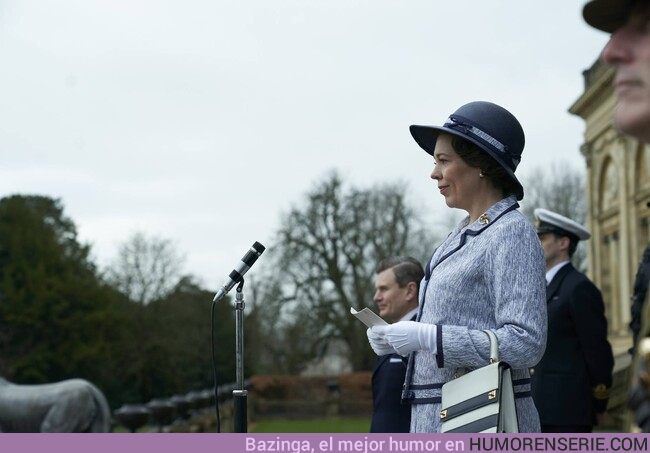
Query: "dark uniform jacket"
531 263 614 427
370 312 416 433
370 352 410 433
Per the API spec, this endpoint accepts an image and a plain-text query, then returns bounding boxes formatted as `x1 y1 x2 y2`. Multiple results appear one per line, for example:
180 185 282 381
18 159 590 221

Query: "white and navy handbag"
440 330 519 433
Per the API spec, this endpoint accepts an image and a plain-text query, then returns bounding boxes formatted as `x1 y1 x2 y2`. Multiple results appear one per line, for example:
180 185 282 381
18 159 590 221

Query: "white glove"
366 328 397 356
371 321 437 356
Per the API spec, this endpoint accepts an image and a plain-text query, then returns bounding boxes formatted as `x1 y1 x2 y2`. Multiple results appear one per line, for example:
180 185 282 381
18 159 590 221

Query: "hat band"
444 116 519 169
537 223 579 243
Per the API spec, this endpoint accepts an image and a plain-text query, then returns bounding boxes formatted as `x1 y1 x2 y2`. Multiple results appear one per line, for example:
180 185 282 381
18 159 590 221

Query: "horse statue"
0 376 111 432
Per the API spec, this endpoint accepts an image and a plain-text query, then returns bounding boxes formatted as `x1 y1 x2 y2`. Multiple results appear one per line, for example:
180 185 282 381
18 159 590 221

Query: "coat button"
405 391 415 400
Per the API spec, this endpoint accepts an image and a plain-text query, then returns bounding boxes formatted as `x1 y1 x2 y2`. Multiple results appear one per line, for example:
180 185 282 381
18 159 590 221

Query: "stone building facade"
570 60 650 349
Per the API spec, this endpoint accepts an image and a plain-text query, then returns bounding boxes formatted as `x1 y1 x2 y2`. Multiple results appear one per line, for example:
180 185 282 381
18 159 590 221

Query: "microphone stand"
233 280 248 433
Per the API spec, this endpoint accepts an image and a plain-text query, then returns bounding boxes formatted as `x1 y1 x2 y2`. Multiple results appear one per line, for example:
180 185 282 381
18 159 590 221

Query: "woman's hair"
451 136 519 197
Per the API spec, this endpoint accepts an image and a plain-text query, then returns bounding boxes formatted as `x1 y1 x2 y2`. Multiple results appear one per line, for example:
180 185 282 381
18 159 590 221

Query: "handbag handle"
454 330 500 378
483 330 499 364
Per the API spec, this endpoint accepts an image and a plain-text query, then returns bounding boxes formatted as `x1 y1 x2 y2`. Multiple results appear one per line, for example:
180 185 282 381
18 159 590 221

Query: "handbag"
439 330 519 433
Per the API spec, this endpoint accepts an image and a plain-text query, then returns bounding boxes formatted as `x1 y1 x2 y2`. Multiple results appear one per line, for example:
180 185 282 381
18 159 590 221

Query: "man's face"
538 233 566 269
373 268 414 323
602 2 650 142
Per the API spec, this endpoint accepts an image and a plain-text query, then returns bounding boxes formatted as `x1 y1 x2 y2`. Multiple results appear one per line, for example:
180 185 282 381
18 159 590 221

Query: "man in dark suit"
531 208 614 433
370 256 423 433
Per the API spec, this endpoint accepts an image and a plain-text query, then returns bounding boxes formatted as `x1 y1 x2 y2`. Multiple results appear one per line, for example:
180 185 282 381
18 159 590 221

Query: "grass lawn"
250 417 371 433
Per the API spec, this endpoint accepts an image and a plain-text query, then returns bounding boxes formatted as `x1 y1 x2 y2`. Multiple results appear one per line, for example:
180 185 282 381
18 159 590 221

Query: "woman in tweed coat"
367 101 547 433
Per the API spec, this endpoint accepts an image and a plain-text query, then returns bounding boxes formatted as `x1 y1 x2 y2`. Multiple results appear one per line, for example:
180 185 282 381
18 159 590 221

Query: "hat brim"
583 0 633 33
410 124 524 201
536 225 582 242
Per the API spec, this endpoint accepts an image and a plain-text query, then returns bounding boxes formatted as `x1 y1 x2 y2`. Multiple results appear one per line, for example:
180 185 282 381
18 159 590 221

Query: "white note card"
350 307 388 328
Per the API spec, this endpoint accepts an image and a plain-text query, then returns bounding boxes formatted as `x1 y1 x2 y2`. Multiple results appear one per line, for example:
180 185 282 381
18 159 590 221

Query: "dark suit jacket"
370 352 410 433
531 263 614 427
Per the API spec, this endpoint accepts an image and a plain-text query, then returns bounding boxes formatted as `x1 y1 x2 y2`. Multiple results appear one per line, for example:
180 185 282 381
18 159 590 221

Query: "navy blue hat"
583 0 635 33
410 101 525 200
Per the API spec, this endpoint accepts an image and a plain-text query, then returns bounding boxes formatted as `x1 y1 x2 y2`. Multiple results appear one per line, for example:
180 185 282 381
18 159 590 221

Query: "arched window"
600 156 619 213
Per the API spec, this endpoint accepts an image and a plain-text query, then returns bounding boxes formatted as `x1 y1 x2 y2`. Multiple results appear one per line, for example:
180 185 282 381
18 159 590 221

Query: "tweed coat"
531 263 613 428
401 196 547 433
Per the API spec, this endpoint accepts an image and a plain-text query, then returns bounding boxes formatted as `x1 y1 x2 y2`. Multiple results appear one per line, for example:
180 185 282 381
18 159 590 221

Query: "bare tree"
248 172 438 373
105 232 184 304
520 162 588 272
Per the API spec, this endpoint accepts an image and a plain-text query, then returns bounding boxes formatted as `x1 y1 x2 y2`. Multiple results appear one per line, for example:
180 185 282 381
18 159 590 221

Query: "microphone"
213 241 266 302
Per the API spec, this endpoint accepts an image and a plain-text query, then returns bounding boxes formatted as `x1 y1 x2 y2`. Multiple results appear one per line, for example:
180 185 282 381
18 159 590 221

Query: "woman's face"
430 134 482 211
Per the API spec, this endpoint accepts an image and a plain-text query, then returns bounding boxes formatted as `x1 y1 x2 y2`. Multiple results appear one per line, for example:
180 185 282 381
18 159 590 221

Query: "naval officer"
531 208 614 432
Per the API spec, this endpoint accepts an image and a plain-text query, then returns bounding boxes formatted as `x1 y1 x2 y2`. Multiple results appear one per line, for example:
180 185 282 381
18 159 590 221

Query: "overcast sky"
0 1 610 291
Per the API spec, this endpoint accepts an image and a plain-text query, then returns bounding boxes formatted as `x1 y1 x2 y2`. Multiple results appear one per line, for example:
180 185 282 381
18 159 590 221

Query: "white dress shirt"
545 261 570 285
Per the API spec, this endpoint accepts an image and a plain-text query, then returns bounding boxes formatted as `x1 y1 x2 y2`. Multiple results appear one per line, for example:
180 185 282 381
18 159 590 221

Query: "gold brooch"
478 214 490 225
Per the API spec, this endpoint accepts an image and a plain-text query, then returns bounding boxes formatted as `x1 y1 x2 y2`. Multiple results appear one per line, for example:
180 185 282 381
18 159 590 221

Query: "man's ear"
405 281 418 301
558 236 571 253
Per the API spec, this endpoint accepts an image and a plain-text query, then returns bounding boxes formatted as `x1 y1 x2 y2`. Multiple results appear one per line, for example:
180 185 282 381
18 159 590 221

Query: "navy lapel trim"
424 199 520 280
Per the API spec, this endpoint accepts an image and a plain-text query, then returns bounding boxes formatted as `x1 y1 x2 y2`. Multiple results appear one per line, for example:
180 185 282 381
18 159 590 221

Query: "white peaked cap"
534 208 590 241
